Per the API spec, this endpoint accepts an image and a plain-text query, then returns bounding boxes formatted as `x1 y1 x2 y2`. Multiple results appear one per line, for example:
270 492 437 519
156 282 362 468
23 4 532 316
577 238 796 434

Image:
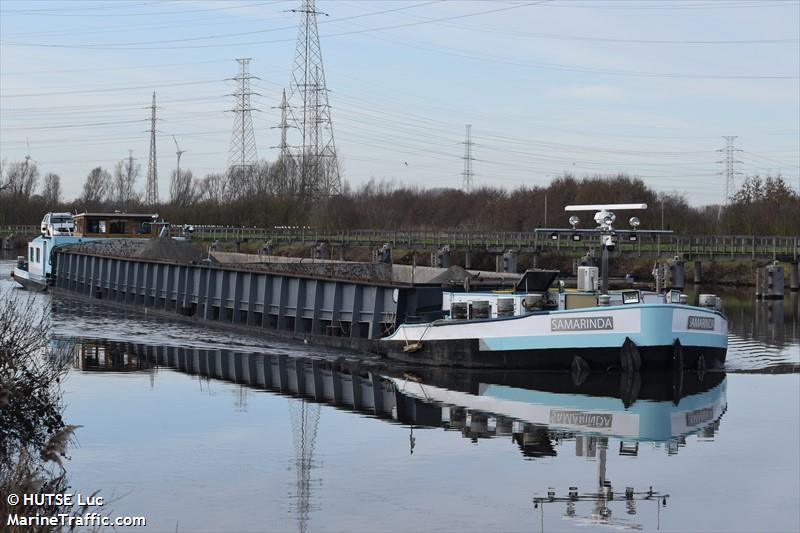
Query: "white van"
40 212 75 236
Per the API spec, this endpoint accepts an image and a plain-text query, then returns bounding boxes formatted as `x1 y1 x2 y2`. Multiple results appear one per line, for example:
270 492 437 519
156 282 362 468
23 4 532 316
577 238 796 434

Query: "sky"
0 0 798 204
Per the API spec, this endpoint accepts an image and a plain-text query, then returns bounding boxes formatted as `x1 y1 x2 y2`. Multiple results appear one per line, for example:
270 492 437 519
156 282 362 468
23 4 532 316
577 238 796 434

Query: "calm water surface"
1 257 798 532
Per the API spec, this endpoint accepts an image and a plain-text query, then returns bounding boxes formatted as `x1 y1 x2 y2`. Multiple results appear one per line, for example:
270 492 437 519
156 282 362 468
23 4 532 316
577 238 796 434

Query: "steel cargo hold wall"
52 250 410 341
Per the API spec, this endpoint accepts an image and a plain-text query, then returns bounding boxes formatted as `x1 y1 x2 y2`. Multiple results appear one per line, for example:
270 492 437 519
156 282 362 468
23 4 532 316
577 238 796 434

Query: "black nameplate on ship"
549 410 613 429
551 316 614 332
687 316 715 331
686 407 714 426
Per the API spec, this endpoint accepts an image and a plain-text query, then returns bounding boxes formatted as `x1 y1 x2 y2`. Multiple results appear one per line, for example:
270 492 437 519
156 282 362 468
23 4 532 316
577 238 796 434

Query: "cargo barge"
17 205 728 370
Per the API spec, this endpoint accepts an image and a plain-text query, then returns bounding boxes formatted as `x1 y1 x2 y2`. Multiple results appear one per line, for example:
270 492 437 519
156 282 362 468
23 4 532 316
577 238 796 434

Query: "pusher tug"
11 211 166 291
380 204 728 371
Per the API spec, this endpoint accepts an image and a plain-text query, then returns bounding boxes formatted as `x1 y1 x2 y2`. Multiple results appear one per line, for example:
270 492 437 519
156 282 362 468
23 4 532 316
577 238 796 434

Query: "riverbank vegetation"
1 159 798 235
0 289 90 532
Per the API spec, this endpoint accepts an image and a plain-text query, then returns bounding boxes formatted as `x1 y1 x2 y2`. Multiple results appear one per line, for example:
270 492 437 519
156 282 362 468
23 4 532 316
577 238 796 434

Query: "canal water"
1 257 798 532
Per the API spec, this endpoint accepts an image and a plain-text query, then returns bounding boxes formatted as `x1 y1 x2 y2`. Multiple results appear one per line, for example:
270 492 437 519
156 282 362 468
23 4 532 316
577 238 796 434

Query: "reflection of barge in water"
73 340 725 532
51 204 727 371
72 339 726 450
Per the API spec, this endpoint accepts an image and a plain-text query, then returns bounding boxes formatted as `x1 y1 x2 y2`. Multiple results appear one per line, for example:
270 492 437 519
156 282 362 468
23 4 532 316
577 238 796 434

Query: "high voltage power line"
1 1 796 201
0 1 280 17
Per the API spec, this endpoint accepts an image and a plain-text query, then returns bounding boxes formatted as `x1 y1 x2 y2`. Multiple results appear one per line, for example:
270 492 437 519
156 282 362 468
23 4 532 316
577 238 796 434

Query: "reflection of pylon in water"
289 398 320 533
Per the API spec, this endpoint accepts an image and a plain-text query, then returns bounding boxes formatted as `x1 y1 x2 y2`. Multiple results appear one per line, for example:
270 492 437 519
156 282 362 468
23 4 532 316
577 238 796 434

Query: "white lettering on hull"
550 409 613 428
550 316 614 332
687 316 715 331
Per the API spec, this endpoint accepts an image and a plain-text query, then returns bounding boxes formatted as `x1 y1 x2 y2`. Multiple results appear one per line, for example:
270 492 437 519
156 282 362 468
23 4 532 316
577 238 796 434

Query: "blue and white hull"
10 267 49 291
381 303 727 370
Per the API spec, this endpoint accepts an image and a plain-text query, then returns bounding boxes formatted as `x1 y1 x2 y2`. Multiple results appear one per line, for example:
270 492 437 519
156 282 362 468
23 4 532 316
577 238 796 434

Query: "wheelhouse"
72 213 161 238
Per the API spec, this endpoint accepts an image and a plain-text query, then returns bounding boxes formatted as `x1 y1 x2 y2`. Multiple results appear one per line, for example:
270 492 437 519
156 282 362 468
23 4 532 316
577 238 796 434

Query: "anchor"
620 337 641 374
672 339 684 405
696 354 706 383
619 370 642 408
571 355 591 386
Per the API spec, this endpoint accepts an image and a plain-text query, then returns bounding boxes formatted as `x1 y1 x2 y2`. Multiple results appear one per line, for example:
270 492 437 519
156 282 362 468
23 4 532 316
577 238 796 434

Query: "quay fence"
3 223 797 260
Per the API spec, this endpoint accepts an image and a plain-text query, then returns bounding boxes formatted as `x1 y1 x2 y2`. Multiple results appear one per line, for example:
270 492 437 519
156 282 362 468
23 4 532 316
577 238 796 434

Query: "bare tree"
112 156 140 207
81 166 111 204
1 160 39 198
198 173 228 203
41 173 62 206
169 168 197 207
225 167 248 201
0 159 7 193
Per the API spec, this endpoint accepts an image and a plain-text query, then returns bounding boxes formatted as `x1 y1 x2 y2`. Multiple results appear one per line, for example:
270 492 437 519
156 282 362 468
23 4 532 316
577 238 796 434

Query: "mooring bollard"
765 262 785 299
503 250 517 273
668 257 685 290
435 245 451 268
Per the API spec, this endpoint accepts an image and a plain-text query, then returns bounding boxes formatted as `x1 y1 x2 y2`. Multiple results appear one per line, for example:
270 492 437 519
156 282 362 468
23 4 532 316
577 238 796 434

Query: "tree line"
1 157 798 235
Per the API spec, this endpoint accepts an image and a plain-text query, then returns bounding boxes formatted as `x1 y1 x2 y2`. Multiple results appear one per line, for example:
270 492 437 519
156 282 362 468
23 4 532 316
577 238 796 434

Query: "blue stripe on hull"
481 330 726 351
480 305 726 352
482 380 727 441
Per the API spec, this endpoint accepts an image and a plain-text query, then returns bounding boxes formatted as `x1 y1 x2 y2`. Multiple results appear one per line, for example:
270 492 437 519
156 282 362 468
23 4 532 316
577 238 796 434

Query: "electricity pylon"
287 0 341 198
462 124 474 192
227 58 259 197
716 135 742 220
145 92 159 206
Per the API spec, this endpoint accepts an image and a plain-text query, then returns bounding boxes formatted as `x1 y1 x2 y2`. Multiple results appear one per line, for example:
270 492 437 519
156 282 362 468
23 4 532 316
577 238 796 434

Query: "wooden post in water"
693 260 702 285
755 267 763 300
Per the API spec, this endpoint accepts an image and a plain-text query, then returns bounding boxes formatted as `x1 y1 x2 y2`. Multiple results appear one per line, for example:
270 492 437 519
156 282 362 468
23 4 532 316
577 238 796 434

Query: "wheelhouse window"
108 219 127 234
86 219 101 233
29 247 34 262
35 247 40 264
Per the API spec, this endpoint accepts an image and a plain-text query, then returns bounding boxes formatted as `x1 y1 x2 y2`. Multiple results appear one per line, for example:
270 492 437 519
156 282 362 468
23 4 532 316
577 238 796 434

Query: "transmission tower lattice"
273 89 291 162
227 58 259 187
271 89 294 194
716 135 743 219
462 124 474 192
287 0 341 197
719 136 743 203
145 92 159 205
289 398 320 533
125 150 136 207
